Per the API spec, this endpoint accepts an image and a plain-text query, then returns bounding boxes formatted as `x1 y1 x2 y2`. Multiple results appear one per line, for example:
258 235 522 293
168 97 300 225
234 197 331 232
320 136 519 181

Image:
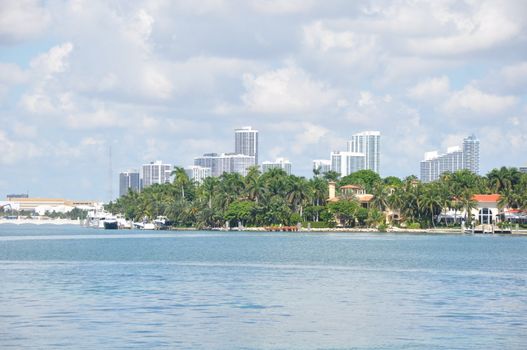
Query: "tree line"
105 166 527 229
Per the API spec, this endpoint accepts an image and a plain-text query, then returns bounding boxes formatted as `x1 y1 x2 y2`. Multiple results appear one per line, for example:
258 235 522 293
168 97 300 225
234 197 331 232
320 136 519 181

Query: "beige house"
327 182 374 208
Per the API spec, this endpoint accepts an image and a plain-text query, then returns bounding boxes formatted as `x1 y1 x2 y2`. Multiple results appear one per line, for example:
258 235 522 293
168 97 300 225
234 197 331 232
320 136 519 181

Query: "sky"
0 0 526 201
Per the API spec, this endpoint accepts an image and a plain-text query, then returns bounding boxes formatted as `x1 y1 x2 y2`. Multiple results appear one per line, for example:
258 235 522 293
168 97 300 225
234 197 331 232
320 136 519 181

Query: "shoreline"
0 219 80 225
1 220 526 235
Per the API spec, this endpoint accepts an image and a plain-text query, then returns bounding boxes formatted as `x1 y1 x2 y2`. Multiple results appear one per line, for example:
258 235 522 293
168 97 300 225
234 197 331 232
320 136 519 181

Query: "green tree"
225 200 256 227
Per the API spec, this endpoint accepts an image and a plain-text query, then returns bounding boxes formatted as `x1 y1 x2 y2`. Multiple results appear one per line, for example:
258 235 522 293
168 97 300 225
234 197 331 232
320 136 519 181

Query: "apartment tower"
347 131 380 174
235 126 259 164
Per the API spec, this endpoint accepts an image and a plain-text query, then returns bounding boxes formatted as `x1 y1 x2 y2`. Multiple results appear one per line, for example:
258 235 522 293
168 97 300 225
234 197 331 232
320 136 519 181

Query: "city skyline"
1 1 526 200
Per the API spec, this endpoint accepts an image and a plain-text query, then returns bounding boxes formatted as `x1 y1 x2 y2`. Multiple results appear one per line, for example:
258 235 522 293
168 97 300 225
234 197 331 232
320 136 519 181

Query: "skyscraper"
141 161 172 188
261 158 292 175
420 147 464 183
463 134 480 175
185 165 212 184
235 126 259 164
119 170 140 197
420 135 480 182
194 153 255 177
347 131 380 174
330 151 365 177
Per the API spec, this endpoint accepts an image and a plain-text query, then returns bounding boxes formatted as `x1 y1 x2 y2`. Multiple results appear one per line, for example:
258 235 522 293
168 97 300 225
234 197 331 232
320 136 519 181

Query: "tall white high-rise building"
141 161 172 188
463 134 480 175
331 151 365 177
185 165 212 184
313 159 331 175
262 158 292 175
420 147 464 183
347 131 381 173
194 153 255 177
420 135 479 182
119 170 140 197
235 126 259 164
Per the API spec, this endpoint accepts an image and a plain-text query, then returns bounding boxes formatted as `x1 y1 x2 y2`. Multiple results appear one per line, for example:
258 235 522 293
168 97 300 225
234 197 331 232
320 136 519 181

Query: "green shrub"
290 213 302 225
407 222 421 229
303 221 333 229
378 223 388 232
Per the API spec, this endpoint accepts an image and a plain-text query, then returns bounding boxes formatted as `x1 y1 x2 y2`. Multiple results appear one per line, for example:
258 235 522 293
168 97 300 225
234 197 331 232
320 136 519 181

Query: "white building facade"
420 135 480 182
141 161 172 188
463 134 480 175
194 153 255 177
235 126 259 164
331 151 366 177
185 165 212 184
347 131 380 174
262 158 292 175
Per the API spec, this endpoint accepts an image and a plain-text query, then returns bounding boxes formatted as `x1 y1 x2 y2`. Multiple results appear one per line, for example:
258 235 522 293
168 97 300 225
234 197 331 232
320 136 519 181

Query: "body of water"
1 225 526 349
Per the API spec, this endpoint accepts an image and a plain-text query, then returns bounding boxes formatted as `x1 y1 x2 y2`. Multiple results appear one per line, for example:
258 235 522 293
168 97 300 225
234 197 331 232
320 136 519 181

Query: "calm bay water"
1 225 526 349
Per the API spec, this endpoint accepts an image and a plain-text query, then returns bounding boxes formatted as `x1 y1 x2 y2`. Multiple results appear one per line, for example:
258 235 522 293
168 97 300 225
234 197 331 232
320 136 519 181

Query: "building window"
479 208 493 224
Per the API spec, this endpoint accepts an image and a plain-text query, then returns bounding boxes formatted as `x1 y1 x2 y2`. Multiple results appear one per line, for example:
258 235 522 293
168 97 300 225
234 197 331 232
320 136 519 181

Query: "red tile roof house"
467 194 502 225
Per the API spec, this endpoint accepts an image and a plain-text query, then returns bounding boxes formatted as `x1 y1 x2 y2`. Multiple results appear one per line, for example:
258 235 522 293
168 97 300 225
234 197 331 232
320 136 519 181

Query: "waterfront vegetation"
105 166 527 229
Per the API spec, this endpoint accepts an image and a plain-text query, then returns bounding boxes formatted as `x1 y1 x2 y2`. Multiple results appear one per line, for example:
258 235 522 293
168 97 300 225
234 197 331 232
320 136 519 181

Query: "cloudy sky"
1 0 526 200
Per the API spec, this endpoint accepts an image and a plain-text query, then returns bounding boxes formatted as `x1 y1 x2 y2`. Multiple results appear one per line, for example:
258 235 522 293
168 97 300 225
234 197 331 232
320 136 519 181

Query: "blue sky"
1 0 526 201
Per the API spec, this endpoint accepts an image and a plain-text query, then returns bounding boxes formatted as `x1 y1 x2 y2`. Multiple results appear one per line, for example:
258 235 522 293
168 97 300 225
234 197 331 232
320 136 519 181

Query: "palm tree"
371 183 389 212
198 176 219 209
171 167 191 199
419 185 442 228
487 167 522 193
498 189 518 210
459 189 477 224
245 167 266 203
323 170 340 182
286 176 311 218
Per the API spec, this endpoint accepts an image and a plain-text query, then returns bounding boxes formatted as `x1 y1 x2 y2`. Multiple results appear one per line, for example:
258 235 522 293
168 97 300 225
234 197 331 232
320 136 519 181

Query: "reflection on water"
1 225 526 349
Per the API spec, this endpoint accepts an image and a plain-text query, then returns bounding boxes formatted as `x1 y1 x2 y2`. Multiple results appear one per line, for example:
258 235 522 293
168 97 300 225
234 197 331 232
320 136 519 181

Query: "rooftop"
472 194 501 202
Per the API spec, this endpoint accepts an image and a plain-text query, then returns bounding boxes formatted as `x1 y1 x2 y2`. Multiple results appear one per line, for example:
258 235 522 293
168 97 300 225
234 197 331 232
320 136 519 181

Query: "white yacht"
84 211 119 230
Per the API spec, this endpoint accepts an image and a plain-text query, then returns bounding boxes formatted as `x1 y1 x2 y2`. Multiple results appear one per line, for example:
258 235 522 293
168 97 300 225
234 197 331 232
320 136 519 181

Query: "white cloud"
407 76 450 100
20 91 55 114
303 21 357 52
0 63 28 85
30 42 74 77
357 91 374 107
242 64 338 114
498 62 527 92
124 9 154 52
250 0 314 14
0 63 28 101
66 108 125 129
406 2 521 56
0 0 50 44
141 65 173 99
0 130 42 164
445 85 517 114
12 122 37 138
291 123 329 154
440 133 466 151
